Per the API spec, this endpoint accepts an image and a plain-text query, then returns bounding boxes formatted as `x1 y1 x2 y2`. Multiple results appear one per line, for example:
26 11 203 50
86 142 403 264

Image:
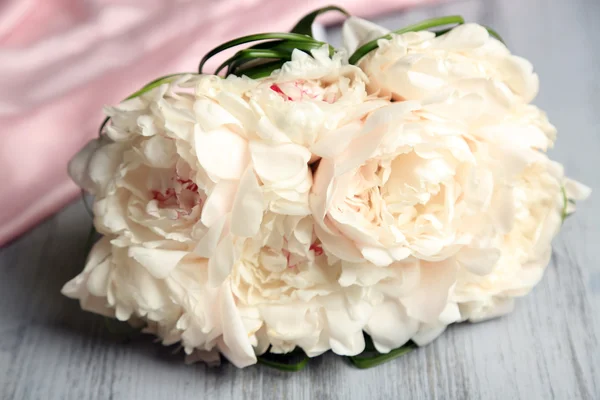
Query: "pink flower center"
270 81 322 102
270 84 293 101
150 175 202 219
309 243 323 256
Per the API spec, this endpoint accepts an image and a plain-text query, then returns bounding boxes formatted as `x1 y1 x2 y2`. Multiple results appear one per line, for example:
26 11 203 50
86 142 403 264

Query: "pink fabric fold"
0 0 433 246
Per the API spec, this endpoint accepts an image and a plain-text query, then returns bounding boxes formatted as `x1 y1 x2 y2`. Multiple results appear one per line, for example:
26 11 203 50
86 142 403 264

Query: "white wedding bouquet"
63 7 590 370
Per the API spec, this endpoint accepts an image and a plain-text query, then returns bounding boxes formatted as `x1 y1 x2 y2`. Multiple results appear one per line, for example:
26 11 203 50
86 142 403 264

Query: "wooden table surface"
1 0 599 398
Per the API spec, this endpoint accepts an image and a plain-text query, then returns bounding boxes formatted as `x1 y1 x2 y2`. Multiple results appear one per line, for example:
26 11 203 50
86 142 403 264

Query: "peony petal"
335 102 420 176
457 247 501 276
314 222 364 263
195 125 249 181
365 301 418 353
128 247 187 279
86 257 111 297
62 236 112 298
411 324 447 346
68 138 104 194
87 142 125 194
342 16 390 54
564 178 591 201
217 280 257 368
310 122 361 159
259 304 315 340
462 298 515 323
309 158 336 224
139 135 177 168
201 181 237 227
208 234 235 287
401 259 457 323
432 23 489 49
249 141 311 184
230 168 264 237
194 98 241 132
360 246 394 267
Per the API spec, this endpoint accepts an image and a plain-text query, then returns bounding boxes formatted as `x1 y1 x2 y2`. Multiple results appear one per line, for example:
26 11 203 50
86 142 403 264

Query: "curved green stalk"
291 5 350 36
257 355 309 371
234 61 285 79
484 26 505 43
348 343 416 369
215 49 293 75
348 15 465 65
198 33 316 73
433 25 505 43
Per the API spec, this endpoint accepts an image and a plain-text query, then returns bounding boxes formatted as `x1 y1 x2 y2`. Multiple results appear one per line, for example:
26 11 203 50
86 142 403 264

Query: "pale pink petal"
401 259 457 323
128 246 187 279
217 280 257 368
208 234 235 287
365 301 418 353
342 16 390 54
201 181 237 227
249 141 311 184
230 167 264 237
195 126 249 181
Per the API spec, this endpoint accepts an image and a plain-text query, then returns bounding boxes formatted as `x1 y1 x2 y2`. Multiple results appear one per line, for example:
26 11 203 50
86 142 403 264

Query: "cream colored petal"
128 246 188 279
365 301 418 353
217 280 257 368
230 168 264 237
195 126 249 181
201 181 237 227
249 141 311 184
401 259 457 323
342 16 390 54
208 234 235 287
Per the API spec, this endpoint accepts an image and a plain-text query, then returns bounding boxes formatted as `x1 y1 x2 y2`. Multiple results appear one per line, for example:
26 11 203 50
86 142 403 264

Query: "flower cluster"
63 16 589 368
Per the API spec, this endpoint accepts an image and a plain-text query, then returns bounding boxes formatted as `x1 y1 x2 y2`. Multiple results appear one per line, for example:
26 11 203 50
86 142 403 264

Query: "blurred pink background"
0 0 434 246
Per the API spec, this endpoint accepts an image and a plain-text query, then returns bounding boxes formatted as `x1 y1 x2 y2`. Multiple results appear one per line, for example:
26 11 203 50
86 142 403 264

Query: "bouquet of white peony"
63 7 590 369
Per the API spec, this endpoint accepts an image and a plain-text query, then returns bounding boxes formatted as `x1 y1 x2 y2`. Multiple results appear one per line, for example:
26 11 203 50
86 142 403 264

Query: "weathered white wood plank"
1 0 598 398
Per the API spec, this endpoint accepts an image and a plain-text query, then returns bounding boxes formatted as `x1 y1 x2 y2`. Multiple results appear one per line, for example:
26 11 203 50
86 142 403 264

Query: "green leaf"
561 186 569 222
257 349 309 371
124 73 184 100
291 5 350 36
348 15 465 65
198 32 316 73
483 26 505 43
215 49 293 75
348 343 416 369
104 317 141 338
234 60 286 79
223 40 332 76
433 25 505 44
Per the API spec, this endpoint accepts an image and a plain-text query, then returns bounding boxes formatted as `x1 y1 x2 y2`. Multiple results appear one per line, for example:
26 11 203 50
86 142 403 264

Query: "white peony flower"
310 73 588 331
344 17 540 104
63 20 590 368
63 51 380 366
453 157 591 321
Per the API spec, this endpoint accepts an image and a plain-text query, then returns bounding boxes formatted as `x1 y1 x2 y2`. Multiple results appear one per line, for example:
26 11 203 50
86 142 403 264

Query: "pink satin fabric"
0 0 432 246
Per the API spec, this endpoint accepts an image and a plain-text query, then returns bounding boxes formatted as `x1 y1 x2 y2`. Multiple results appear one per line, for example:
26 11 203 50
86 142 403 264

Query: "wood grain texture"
1 0 599 398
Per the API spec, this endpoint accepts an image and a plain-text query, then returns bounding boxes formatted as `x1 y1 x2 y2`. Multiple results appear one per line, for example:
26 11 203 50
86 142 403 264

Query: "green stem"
234 61 285 79
198 33 316 73
348 15 465 65
215 49 293 75
291 5 350 36
348 343 416 369
257 355 309 371
561 186 569 222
